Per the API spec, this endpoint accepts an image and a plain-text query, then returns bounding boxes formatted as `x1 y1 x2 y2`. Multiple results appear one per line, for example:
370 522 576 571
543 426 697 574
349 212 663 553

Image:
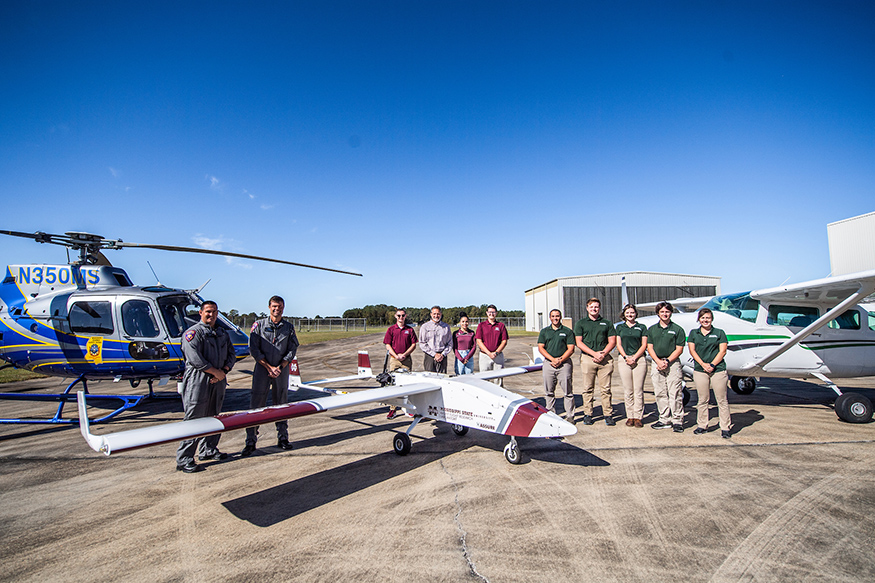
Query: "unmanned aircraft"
0 229 360 424
636 269 875 423
78 351 577 464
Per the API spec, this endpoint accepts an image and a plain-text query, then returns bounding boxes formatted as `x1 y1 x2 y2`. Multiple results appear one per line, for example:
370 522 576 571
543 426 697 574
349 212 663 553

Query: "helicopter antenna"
146 261 162 285
196 279 211 294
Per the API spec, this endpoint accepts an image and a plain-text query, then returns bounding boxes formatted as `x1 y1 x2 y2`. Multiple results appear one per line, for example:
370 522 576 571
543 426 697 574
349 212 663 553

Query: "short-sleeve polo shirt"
537 325 575 358
616 322 647 355
572 316 616 351
646 321 686 359
686 327 728 372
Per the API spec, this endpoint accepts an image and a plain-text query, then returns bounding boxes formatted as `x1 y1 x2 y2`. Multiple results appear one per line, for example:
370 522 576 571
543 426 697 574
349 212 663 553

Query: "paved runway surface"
2 333 874 582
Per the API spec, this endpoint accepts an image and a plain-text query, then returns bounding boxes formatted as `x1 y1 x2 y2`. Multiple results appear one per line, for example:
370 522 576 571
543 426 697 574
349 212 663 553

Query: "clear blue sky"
2 1 873 316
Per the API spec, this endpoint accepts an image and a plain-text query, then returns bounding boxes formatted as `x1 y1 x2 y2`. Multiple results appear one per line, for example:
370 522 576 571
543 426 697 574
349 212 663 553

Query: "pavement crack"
440 459 489 583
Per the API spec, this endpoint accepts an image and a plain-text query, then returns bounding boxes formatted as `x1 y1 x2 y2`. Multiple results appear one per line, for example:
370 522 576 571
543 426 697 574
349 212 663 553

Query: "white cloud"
260 204 274 210
206 175 222 191
108 167 120 178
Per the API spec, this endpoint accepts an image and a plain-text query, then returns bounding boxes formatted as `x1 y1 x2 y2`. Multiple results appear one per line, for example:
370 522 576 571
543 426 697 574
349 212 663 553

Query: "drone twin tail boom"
79 352 576 464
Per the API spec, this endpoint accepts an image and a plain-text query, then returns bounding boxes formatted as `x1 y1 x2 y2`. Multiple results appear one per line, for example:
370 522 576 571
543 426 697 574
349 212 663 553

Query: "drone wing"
78 382 439 455
473 363 543 381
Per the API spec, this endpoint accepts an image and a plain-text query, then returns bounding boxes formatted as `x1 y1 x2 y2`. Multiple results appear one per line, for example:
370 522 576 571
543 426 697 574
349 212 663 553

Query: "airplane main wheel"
682 387 690 407
451 424 468 436
393 433 411 456
835 393 874 424
129 379 140 388
730 376 756 395
503 441 522 464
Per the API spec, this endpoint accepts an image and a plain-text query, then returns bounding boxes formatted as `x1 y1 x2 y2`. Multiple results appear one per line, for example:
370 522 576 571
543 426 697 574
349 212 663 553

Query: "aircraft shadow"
222 424 607 527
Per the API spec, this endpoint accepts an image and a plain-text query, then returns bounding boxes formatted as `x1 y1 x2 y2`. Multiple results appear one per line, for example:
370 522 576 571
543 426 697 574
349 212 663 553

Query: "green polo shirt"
646 321 686 359
687 327 728 372
573 315 616 351
616 322 647 355
537 325 575 358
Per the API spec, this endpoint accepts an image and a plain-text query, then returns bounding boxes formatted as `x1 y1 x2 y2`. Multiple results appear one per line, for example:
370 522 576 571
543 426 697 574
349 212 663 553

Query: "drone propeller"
0 229 362 276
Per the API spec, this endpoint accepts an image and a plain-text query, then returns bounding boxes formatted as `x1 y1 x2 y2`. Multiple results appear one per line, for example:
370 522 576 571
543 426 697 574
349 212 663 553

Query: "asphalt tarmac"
2 333 874 582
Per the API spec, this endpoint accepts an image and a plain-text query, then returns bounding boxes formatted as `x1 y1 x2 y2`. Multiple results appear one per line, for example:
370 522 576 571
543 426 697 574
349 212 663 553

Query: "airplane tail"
289 359 302 388
358 350 372 377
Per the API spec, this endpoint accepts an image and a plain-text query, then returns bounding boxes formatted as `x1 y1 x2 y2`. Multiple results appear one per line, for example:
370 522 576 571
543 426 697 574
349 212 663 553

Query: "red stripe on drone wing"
503 402 546 437
216 402 321 431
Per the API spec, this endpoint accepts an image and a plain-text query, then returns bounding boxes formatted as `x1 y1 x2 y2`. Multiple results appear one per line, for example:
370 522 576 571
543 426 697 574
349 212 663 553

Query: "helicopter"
0 229 360 424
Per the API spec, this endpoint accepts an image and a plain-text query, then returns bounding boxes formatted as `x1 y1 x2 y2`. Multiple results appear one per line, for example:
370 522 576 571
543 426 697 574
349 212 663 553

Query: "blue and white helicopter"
0 230 360 424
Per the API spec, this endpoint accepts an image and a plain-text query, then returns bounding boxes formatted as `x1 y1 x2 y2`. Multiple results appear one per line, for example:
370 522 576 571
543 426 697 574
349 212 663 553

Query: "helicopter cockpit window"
69 301 114 335
158 296 200 338
701 292 760 323
122 300 160 338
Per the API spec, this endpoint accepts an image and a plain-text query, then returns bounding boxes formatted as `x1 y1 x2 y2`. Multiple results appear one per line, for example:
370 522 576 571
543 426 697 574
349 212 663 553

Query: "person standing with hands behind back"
537 309 577 422
574 298 617 426
452 313 477 375
384 309 417 419
476 305 509 385
615 304 648 428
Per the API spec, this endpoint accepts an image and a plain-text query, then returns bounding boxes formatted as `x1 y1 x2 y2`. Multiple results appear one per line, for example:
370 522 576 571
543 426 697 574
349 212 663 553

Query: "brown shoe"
633 419 643 428
625 418 634 426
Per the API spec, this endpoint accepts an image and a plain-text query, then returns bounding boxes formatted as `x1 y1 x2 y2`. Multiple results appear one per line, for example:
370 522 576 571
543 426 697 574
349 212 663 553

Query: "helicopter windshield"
158 295 200 338
701 292 760 323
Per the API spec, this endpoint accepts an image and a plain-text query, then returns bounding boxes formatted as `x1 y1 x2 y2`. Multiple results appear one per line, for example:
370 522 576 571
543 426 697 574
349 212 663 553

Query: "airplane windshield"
701 292 760 323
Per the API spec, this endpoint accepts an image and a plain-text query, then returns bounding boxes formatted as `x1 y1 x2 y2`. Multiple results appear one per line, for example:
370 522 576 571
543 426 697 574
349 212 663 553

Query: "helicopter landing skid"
0 375 143 424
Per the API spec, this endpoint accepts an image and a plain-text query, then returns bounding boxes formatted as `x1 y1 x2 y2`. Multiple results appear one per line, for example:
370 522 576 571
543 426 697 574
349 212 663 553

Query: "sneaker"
387 409 397 420
199 451 228 461
582 415 593 425
722 430 731 439
277 438 293 450
176 461 204 473
694 427 706 435
605 416 616 426
672 424 684 433
241 444 256 457
651 421 672 429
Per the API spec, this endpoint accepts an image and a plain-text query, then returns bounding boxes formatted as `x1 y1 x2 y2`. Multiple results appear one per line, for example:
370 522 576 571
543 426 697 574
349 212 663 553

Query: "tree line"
341 305 524 327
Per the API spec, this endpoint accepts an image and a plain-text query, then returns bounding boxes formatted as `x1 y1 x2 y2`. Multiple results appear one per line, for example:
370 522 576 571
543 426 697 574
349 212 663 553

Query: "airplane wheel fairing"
451 424 468 436
393 433 411 455
682 388 690 407
503 441 521 464
835 393 873 423
129 379 140 388
730 376 756 395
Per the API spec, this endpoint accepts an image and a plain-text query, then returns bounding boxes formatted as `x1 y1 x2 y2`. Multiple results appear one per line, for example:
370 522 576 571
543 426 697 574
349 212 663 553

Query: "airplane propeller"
0 230 362 276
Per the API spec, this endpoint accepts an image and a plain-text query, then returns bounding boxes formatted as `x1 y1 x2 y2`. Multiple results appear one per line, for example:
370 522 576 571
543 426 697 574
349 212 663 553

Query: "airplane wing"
635 296 713 313
739 269 875 372
78 383 440 455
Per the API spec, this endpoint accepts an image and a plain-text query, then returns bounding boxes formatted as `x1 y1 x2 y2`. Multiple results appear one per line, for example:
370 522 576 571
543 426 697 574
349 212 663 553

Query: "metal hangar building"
525 271 722 331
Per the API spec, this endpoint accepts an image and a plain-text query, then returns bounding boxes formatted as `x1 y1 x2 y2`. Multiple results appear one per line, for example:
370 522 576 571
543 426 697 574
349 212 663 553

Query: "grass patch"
295 329 381 345
0 367 47 384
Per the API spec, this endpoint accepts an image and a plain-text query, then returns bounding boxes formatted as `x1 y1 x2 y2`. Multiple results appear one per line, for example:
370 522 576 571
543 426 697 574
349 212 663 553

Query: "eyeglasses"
396 315 405 318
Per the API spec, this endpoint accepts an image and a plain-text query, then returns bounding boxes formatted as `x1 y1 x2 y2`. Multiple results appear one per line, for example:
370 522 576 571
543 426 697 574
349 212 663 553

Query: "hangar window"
69 301 114 335
702 292 760 323
767 305 819 327
122 300 160 338
827 309 861 330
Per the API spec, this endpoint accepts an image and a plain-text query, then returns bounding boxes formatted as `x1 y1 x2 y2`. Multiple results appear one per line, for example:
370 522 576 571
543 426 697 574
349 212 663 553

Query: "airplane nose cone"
529 410 577 438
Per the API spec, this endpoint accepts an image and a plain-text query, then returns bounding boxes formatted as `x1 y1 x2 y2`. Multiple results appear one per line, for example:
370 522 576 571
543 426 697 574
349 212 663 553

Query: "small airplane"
77 351 577 464
0 229 360 424
635 269 875 423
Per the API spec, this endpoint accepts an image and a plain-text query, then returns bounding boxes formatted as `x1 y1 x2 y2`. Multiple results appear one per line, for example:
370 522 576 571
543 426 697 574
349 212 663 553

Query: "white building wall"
828 212 875 276
525 280 562 331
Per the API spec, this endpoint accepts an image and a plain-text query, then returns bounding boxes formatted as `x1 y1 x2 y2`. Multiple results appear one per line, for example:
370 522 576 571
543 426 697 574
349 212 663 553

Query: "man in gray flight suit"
241 295 299 457
176 300 237 473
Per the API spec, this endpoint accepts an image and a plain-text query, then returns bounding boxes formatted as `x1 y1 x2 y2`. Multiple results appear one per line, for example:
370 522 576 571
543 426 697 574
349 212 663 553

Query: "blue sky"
1 1 873 317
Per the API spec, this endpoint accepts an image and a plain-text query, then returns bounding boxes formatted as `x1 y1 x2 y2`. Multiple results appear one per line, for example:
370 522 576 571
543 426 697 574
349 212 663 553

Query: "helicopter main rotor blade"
114 242 362 277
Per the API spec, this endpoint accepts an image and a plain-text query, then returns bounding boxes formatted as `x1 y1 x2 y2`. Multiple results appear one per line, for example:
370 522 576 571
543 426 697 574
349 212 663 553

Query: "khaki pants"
580 353 613 417
617 357 647 420
693 370 731 431
651 361 684 424
479 352 505 386
543 361 574 419
388 356 412 413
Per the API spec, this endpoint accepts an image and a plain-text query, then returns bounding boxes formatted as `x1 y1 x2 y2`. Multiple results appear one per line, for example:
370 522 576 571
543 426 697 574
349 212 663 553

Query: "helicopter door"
119 298 171 365
67 299 124 372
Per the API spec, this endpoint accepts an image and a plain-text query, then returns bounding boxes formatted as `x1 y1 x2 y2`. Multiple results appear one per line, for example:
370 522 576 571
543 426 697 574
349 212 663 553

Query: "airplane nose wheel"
835 393 874 423
503 436 522 464
393 432 411 455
